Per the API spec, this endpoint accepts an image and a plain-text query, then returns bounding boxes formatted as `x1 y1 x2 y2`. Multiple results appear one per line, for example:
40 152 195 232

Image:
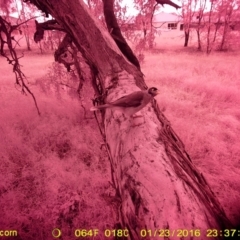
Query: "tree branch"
0 16 41 115
102 0 141 70
34 19 65 42
156 0 181 9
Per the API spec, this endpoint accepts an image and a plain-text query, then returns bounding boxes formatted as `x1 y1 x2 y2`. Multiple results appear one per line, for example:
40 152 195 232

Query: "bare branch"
34 19 65 42
102 0 141 69
0 16 41 115
156 0 181 9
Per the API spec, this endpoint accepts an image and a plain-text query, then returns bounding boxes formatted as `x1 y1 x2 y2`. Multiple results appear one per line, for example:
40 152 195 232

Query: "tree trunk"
27 0 232 238
184 29 190 47
197 29 202 50
219 18 229 51
196 14 203 51
19 0 31 50
206 1 214 54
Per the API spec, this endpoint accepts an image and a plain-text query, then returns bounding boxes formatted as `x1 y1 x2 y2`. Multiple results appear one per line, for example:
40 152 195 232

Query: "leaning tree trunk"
27 0 232 239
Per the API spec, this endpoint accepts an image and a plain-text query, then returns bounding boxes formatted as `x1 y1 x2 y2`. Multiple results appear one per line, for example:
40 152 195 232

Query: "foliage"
1 0 240 54
0 0 16 15
36 62 80 99
16 0 40 50
37 30 65 53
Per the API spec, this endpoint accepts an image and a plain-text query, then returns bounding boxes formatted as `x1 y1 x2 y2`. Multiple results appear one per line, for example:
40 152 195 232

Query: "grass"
0 52 113 239
0 46 239 238
142 50 240 225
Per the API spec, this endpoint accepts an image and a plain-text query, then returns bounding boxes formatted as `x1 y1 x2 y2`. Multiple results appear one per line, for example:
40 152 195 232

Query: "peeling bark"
103 72 231 239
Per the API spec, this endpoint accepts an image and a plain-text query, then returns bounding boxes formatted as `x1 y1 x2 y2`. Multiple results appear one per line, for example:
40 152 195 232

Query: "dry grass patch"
143 50 240 225
0 48 239 237
0 54 114 239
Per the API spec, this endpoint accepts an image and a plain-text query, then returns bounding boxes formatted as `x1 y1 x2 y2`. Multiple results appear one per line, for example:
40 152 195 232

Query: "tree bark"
184 29 190 47
26 0 232 238
206 1 214 54
219 16 230 51
197 29 201 50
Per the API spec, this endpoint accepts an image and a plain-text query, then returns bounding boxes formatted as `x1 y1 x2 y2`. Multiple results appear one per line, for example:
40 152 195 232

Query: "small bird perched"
90 87 159 116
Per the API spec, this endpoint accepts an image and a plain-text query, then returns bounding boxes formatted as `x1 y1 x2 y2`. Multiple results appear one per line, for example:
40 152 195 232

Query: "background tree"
180 0 197 46
14 0 32 50
217 0 236 50
0 0 13 16
202 0 238 53
205 0 220 53
133 0 180 50
134 0 157 49
195 0 207 50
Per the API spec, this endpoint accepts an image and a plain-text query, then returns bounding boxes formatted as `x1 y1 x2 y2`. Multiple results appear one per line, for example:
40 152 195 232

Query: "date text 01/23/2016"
52 228 240 238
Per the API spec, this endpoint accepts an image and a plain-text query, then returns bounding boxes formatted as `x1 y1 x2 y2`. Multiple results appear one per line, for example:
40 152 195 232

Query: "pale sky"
10 0 182 19
121 0 182 16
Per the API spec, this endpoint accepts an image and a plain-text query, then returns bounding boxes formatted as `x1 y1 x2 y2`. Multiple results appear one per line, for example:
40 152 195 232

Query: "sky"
121 0 182 16
8 0 182 19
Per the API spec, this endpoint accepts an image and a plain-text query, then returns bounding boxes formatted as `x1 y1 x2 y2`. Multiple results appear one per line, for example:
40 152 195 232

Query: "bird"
90 87 159 116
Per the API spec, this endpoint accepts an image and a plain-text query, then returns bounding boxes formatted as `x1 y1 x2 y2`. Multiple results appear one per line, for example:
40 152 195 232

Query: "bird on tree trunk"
90 87 159 117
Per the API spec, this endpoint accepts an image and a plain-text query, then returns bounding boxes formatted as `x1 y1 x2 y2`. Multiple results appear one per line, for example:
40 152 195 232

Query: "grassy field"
0 47 239 238
142 49 240 226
